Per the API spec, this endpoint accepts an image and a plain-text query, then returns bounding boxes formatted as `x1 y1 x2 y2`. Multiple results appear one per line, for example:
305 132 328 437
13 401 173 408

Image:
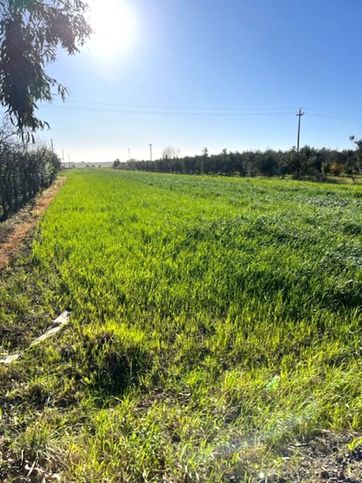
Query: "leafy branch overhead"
0 0 91 133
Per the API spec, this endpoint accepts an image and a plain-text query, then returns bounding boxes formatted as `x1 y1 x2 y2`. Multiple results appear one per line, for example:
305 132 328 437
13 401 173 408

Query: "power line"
307 111 362 122
40 102 362 121
40 104 296 117
56 98 297 112
42 99 362 121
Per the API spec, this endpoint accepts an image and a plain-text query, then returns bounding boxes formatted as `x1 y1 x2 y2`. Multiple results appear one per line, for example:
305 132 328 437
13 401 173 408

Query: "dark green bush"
0 143 60 220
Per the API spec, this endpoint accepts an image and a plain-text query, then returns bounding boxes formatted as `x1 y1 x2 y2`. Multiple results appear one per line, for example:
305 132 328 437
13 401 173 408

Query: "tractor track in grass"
0 177 65 270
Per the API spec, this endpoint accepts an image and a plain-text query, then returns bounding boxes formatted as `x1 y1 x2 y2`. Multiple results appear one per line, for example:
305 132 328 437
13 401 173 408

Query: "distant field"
1 170 361 481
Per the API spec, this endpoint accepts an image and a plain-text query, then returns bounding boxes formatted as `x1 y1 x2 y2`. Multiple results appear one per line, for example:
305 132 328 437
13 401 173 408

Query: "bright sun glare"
88 0 137 60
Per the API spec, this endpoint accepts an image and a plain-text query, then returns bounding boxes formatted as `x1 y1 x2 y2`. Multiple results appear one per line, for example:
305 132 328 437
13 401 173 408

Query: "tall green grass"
1 170 361 481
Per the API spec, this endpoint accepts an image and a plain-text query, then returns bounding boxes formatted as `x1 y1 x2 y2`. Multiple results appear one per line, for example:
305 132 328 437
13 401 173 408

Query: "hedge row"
0 145 60 221
115 146 362 180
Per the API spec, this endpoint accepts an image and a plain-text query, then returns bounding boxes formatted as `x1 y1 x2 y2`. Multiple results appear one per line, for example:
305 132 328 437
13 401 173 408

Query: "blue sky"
37 0 362 162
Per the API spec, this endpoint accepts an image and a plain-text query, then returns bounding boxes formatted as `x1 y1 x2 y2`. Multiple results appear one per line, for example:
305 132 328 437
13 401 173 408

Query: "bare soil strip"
0 177 65 270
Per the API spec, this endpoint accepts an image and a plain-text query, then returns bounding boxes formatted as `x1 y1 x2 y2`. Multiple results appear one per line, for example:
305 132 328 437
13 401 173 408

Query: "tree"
113 159 121 169
202 147 209 157
0 132 60 220
348 136 362 181
0 0 91 134
162 146 180 160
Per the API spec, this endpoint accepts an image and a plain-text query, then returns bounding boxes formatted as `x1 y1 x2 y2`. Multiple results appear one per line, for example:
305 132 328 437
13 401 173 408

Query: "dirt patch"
0 178 65 270
281 432 362 482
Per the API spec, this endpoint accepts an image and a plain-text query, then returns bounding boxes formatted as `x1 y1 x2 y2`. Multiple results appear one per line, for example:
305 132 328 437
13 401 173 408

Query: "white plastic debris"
0 311 70 364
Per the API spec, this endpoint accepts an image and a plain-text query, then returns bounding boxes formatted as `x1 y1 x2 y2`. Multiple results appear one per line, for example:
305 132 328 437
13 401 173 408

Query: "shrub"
0 142 60 220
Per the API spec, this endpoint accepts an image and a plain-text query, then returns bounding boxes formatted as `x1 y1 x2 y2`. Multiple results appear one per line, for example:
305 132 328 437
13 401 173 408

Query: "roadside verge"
0 177 65 270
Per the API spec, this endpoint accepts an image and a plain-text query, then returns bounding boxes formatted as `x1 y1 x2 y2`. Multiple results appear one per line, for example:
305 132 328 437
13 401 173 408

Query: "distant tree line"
0 135 60 220
114 143 362 181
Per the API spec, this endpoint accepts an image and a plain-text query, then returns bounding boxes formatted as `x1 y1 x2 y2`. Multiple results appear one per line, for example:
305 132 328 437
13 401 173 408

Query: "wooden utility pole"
296 108 304 153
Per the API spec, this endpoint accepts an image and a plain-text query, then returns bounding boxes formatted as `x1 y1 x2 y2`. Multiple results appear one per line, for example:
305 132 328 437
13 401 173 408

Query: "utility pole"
50 139 54 153
128 148 131 161
149 144 153 162
296 108 304 153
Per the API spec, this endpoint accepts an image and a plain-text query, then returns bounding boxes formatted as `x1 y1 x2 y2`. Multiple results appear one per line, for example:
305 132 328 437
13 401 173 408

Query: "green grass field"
1 169 361 481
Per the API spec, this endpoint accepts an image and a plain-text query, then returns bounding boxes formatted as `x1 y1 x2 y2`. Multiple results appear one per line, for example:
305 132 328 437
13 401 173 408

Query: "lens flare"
88 0 137 60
